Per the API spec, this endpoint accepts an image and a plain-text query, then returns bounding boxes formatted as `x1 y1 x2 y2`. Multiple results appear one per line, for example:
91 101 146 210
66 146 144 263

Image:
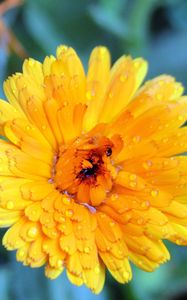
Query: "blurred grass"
1 0 187 299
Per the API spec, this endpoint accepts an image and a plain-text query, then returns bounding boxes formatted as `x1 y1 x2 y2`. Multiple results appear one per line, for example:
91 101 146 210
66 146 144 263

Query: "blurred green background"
1 0 187 299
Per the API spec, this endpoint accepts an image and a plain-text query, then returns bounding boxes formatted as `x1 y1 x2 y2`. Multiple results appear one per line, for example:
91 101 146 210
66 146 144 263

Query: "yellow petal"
3 218 25 250
128 75 184 117
0 100 22 134
0 207 22 227
0 141 51 179
83 46 111 131
100 251 132 284
45 264 64 279
55 46 86 104
99 56 147 122
4 118 53 163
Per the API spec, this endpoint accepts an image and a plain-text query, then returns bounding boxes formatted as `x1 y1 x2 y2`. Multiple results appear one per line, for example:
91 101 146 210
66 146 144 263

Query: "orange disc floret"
0 45 187 293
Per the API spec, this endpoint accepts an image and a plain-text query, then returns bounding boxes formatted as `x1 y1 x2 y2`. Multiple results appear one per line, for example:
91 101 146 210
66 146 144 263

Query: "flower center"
54 135 115 206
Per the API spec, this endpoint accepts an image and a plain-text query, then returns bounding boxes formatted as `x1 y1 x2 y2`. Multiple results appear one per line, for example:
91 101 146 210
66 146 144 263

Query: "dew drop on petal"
18 249 25 258
109 92 113 99
137 218 144 225
162 138 169 144
129 181 137 188
138 260 143 266
141 200 150 208
129 174 137 180
6 201 14 209
84 246 90 254
94 265 100 274
42 125 47 130
65 209 74 217
120 75 126 82
109 221 115 227
132 136 141 143
51 231 58 238
27 227 38 238
77 225 82 230
151 189 159 197
63 197 71 205
63 101 68 107
142 160 153 170
57 259 63 268
100 213 106 219
59 216 66 223
86 91 93 101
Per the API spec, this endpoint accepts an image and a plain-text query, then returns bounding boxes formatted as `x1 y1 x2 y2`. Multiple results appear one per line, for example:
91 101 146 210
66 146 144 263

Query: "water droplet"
163 159 169 166
27 227 38 238
137 217 144 225
129 181 137 188
84 247 90 254
51 231 57 238
142 160 153 170
86 91 93 101
77 225 82 230
18 250 25 258
129 174 137 181
57 259 63 268
109 93 113 99
109 221 115 227
176 239 183 245
138 260 143 266
132 136 141 143
42 125 47 130
26 125 31 131
120 75 127 82
63 101 68 107
151 190 159 197
59 216 66 223
65 209 73 217
100 213 106 219
45 218 50 224
60 224 66 231
94 265 100 274
6 201 14 209
63 197 71 205
141 200 150 208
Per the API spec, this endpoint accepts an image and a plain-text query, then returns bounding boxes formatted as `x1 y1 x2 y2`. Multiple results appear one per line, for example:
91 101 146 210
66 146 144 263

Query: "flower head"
0 45 187 293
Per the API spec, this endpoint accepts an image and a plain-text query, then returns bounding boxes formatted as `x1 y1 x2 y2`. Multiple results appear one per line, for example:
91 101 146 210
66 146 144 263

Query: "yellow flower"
0 45 187 293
